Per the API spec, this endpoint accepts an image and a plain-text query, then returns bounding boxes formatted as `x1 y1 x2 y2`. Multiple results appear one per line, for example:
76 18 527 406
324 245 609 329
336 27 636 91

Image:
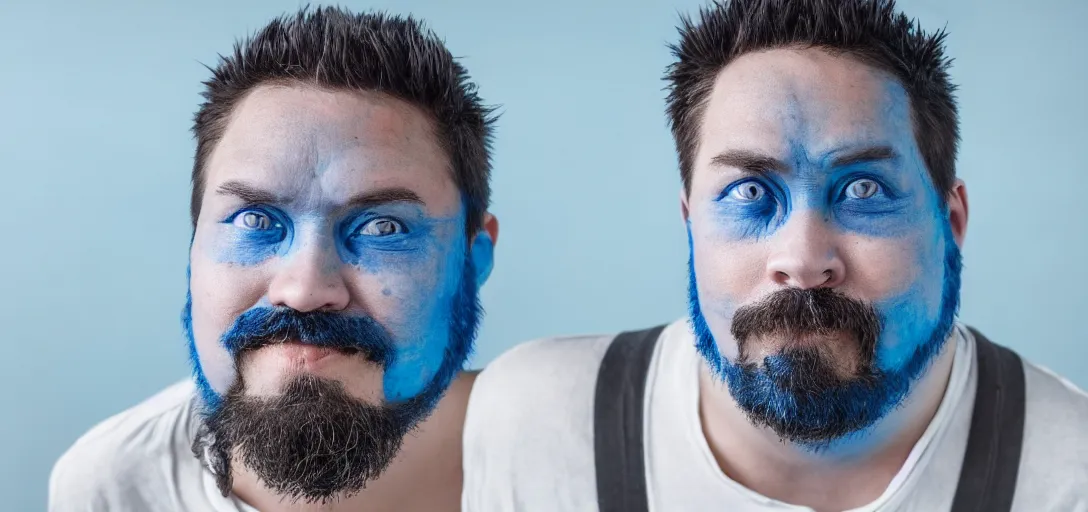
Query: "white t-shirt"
49 380 257 512
462 320 1088 511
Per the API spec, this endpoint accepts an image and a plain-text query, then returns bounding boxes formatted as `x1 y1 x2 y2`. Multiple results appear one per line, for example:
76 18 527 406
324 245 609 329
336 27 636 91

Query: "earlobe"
470 231 494 286
947 179 969 246
471 211 498 287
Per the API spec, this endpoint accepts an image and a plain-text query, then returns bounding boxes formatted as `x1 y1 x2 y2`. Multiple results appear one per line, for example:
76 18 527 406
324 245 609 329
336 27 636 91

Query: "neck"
698 331 958 512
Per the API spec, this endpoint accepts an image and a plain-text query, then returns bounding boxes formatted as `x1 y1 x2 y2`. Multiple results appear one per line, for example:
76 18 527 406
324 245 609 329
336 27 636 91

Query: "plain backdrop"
2 0 1085 509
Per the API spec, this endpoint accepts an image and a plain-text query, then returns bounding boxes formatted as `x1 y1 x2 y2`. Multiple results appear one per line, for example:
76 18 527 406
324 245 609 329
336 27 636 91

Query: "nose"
764 211 846 289
266 229 351 312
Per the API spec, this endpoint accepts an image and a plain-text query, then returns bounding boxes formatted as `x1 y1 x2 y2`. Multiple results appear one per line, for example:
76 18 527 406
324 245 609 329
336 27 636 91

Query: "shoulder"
49 380 199 510
461 332 617 510
1014 358 1088 506
467 332 616 430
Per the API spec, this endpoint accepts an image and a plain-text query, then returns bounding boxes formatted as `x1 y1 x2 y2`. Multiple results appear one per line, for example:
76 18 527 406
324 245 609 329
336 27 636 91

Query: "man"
463 0 1088 510
49 7 497 512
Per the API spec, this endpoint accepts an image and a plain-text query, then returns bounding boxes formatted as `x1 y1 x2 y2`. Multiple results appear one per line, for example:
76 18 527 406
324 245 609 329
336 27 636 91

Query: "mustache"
220 307 395 366
730 287 882 361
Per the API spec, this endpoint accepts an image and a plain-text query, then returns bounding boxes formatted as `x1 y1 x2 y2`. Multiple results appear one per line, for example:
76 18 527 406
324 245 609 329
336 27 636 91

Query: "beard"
184 257 481 503
195 375 411 503
687 228 962 449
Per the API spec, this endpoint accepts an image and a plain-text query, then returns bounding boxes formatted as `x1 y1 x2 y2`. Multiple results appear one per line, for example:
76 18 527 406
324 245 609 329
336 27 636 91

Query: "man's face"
684 48 963 448
184 84 490 501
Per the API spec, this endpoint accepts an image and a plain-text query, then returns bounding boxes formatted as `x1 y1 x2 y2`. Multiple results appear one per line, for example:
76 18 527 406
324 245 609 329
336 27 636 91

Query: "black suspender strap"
950 327 1026 512
593 325 666 512
592 325 1026 512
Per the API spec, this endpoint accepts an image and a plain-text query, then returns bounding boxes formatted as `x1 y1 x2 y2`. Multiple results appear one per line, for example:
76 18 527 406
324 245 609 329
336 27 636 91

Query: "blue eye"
729 181 767 202
845 178 881 199
356 218 405 237
232 210 280 231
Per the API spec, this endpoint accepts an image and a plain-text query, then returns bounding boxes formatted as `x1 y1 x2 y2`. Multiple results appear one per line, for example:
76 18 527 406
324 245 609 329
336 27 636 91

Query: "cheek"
189 240 268 393
858 231 948 370
349 245 465 402
350 252 448 337
839 233 925 300
690 216 766 359
691 215 766 309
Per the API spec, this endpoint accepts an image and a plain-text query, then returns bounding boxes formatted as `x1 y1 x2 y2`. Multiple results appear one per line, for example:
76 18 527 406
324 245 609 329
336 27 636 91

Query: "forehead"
697 48 916 165
205 84 454 209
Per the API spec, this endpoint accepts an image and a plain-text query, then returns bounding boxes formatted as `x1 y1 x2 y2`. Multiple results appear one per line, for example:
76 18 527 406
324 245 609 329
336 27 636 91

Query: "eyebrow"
710 150 789 175
342 187 425 210
216 180 284 204
709 145 899 175
216 181 425 209
829 145 898 168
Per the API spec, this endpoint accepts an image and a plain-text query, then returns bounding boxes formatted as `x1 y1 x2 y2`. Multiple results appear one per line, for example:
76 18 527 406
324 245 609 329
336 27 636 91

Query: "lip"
257 341 361 370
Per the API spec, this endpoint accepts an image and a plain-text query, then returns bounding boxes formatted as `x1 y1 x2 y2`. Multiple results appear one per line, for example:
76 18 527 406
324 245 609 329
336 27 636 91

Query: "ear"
680 188 691 224
946 179 969 247
470 213 498 286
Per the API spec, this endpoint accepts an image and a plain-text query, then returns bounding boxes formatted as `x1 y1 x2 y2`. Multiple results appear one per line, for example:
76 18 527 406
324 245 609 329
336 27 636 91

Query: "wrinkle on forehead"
699 48 918 169
203 84 456 214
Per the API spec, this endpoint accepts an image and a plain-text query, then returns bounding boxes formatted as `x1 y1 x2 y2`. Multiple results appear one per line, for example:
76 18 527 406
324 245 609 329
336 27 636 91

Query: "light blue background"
2 0 1085 509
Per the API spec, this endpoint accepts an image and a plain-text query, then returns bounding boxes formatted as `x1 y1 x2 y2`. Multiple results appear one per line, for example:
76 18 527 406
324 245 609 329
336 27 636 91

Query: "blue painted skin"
689 141 962 450
711 143 919 242
184 198 492 414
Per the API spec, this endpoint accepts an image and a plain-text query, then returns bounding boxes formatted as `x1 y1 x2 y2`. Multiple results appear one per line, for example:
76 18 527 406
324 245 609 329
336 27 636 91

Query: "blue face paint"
688 217 962 450
215 207 293 266
336 203 458 271
470 230 494 287
712 175 790 240
182 267 220 410
186 198 485 422
709 146 921 242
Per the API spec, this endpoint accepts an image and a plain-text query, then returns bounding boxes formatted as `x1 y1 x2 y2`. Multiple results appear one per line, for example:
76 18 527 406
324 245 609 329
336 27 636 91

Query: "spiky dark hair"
190 6 496 232
665 0 959 201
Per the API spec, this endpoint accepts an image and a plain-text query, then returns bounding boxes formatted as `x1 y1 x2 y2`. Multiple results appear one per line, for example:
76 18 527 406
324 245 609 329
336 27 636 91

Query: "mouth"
244 341 368 366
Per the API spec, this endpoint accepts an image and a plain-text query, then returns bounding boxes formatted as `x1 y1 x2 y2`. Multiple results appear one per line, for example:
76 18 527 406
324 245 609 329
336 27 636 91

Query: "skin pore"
682 48 968 511
188 84 497 511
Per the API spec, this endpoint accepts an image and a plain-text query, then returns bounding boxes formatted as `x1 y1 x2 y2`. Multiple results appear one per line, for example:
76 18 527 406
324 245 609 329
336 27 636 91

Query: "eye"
729 181 766 202
845 178 881 199
233 211 277 230
357 218 405 237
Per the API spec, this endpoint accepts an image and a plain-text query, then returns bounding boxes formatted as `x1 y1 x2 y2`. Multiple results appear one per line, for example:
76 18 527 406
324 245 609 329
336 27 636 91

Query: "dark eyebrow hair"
216 180 284 204
830 145 898 168
710 149 789 174
216 181 424 210
343 187 424 210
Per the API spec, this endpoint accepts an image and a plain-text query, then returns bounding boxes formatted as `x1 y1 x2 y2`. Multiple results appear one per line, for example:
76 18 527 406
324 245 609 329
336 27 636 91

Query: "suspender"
950 327 1026 511
593 325 664 512
593 325 1026 512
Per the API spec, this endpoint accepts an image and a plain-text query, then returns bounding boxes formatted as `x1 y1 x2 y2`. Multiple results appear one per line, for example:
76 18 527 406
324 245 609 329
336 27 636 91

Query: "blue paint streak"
337 203 455 272
712 177 789 240
379 221 467 401
216 207 291 266
181 267 219 411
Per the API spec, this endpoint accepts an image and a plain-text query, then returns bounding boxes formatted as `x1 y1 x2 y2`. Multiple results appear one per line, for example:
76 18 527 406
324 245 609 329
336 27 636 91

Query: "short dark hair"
665 0 959 202
191 7 496 232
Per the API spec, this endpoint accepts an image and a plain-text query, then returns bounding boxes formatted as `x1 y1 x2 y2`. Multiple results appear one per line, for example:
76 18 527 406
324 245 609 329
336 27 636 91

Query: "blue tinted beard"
182 270 220 410
687 222 962 452
182 253 483 422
